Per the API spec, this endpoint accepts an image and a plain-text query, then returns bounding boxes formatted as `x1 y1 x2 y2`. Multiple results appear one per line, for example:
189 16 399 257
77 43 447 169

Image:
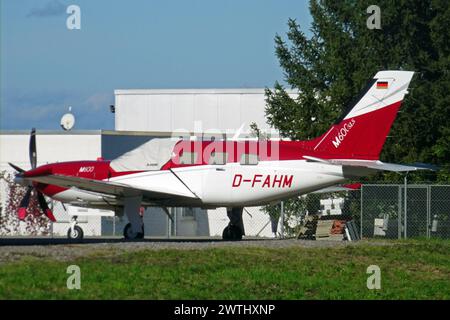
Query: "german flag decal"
376 81 389 89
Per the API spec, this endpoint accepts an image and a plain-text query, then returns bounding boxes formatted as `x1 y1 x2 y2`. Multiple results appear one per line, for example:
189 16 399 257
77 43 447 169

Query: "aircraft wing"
303 156 436 172
23 172 199 201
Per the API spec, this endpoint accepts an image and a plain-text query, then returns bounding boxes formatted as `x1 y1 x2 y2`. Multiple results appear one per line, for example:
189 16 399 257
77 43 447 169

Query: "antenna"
231 123 246 141
61 106 75 131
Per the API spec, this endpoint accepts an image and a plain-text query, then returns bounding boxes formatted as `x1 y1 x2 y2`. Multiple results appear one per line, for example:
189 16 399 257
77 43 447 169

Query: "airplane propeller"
9 128 56 222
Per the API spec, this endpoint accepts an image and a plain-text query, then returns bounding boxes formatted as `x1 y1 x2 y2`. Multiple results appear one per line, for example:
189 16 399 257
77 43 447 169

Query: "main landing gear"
123 195 145 240
222 207 245 241
120 198 246 241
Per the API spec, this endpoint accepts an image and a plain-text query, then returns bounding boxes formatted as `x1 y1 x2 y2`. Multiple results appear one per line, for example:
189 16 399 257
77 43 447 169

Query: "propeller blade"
8 162 25 173
18 186 32 220
37 192 56 222
29 128 37 169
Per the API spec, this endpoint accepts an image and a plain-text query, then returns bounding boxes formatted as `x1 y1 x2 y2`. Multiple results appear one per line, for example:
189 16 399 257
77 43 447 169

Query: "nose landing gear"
67 216 84 241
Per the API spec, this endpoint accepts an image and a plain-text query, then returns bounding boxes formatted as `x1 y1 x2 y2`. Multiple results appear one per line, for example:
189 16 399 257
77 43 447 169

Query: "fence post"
427 185 431 239
174 208 177 237
404 175 408 239
360 185 363 239
398 185 402 239
280 201 284 239
50 200 54 238
167 208 171 239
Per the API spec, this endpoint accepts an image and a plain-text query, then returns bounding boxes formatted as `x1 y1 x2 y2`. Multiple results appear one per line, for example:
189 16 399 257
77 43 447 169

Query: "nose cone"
14 175 27 186
22 165 52 178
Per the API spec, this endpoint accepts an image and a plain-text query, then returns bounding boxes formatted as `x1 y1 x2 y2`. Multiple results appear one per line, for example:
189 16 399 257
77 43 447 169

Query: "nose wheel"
67 216 84 241
67 225 84 240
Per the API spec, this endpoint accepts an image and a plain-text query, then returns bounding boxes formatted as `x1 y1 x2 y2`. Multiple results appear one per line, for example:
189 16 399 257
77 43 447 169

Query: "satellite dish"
61 107 75 131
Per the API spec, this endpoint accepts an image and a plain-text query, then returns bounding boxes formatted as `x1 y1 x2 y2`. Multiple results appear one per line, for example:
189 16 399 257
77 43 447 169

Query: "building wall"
114 89 293 134
0 131 102 171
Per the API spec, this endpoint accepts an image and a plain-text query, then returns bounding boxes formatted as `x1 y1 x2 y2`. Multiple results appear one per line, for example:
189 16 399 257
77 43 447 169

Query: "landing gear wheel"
123 223 144 240
222 225 243 241
67 225 84 241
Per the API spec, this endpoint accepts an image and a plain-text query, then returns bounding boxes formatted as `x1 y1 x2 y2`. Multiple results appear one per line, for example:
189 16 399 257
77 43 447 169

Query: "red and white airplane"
10 70 425 240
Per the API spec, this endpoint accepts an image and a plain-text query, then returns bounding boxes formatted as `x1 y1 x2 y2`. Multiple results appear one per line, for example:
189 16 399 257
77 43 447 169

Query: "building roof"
114 88 298 95
0 130 102 135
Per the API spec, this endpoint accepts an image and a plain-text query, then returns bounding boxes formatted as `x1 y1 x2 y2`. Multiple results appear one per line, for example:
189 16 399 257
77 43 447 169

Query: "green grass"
0 239 449 299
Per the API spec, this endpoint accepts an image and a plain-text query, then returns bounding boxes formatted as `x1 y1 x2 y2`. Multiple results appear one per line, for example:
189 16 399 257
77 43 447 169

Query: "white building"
1 88 296 238
114 89 279 135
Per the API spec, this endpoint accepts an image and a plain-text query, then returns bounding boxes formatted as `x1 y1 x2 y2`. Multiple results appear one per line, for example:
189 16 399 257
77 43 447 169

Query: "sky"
1 0 312 130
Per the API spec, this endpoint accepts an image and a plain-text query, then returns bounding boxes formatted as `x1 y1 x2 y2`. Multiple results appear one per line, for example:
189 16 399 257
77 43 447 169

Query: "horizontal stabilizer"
304 156 435 172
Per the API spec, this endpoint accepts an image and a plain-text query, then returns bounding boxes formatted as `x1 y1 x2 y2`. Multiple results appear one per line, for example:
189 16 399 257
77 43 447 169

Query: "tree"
266 0 450 182
0 171 51 236
260 1 449 233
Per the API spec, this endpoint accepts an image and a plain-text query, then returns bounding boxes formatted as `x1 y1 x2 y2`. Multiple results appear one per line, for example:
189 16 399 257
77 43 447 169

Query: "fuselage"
29 139 347 209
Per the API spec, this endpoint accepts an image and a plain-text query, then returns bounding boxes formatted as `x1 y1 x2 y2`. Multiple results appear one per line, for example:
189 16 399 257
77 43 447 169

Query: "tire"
123 223 144 240
222 225 242 241
67 225 84 241
222 226 231 240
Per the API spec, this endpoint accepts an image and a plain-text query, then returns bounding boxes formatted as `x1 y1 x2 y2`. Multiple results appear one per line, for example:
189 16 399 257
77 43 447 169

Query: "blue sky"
1 0 312 130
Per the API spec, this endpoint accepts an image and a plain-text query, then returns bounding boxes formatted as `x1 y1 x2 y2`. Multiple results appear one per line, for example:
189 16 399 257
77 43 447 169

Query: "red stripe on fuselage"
26 160 144 197
161 102 402 169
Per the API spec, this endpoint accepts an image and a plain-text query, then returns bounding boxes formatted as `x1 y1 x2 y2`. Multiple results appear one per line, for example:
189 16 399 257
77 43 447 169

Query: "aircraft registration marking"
232 174 293 188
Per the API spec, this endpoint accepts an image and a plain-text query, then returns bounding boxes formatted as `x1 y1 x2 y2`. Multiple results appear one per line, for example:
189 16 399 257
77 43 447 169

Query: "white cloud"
27 0 66 18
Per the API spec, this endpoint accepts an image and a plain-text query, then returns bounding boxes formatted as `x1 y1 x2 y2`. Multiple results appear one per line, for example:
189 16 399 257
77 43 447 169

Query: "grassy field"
0 239 449 299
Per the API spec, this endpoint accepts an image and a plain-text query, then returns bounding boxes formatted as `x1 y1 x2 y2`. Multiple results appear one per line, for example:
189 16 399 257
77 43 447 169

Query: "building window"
209 152 228 165
240 153 258 165
179 151 198 165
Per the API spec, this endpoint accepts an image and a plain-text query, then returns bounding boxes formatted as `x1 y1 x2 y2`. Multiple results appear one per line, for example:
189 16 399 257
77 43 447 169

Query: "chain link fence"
100 207 274 238
1 169 449 240
360 184 450 239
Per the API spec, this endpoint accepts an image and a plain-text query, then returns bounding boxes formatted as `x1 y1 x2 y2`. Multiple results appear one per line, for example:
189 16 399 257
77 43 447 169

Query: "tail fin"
311 70 414 160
